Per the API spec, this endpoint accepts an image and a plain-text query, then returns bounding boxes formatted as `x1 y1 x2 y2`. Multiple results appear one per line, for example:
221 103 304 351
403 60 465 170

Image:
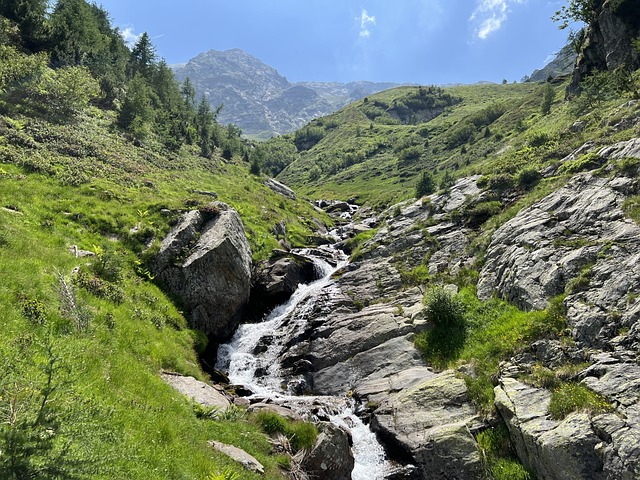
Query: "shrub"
517 168 541 189
91 246 124 284
415 287 467 366
548 382 613 420
559 152 605 174
464 201 502 228
424 287 466 327
415 171 436 198
20 296 47 325
27 66 100 117
74 270 125 304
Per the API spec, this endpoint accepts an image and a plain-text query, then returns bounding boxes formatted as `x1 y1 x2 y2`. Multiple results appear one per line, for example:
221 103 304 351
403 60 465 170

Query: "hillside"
172 49 402 138
2 0 640 479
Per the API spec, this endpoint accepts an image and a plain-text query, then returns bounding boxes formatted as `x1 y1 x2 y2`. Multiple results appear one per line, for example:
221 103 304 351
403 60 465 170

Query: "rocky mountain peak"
172 49 404 137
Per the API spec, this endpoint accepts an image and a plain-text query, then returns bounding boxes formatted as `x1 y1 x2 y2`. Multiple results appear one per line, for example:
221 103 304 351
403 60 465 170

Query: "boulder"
161 373 230 410
248 253 318 320
152 202 252 340
495 377 608 480
371 371 483 479
300 421 354 480
264 177 296 200
209 441 264 474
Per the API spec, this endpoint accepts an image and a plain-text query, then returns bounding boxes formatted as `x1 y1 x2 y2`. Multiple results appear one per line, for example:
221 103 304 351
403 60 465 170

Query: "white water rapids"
216 248 390 479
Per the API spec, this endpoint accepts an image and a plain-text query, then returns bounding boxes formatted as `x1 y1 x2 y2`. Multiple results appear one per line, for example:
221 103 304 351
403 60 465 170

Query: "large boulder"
371 371 483 479
495 377 622 480
152 202 252 340
300 421 354 480
161 373 231 410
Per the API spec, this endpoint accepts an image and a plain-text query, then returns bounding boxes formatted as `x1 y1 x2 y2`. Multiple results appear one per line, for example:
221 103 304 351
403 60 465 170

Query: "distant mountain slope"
527 43 577 82
172 49 403 138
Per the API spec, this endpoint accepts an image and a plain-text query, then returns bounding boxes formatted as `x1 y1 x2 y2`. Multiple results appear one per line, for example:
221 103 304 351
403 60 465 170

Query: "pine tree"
127 32 156 80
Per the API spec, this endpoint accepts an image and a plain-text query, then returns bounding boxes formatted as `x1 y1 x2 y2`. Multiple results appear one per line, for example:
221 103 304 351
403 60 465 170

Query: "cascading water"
216 246 389 479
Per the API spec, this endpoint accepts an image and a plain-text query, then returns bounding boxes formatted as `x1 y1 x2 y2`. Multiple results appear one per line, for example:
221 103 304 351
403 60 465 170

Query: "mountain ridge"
172 49 406 138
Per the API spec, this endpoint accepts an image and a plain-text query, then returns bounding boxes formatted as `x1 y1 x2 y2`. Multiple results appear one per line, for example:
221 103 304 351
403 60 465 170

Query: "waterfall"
216 248 390 479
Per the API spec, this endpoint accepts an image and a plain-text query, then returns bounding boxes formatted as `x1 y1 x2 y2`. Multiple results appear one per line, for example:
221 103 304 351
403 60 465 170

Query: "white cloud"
357 8 376 39
120 27 141 47
470 0 526 40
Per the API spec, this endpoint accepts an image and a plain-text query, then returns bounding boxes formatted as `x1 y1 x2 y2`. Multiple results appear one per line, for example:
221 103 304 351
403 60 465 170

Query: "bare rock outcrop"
568 0 640 96
300 422 354 480
152 202 252 340
371 371 483 480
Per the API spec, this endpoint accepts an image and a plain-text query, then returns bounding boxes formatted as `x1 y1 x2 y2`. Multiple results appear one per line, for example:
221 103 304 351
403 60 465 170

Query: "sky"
96 0 577 85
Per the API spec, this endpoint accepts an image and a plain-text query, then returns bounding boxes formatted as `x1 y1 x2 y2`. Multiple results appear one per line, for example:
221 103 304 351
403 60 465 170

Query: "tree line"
0 0 247 158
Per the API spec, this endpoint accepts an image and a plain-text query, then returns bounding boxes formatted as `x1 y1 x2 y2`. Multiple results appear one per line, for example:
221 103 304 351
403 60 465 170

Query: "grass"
254 411 318 451
0 106 332 478
548 382 613 420
477 424 533 480
414 287 568 411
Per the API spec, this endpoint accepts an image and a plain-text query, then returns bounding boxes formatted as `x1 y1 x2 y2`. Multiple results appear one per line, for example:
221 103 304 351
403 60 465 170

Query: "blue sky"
97 0 575 84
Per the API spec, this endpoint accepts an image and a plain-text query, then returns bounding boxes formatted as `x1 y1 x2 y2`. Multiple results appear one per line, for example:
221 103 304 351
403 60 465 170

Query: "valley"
0 0 640 479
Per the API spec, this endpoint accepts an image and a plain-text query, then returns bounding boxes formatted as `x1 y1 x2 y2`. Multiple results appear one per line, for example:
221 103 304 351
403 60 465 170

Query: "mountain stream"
216 246 390 479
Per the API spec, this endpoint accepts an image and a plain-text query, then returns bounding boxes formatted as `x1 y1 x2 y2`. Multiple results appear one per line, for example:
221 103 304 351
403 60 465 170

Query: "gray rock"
300 422 354 480
431 175 482 213
264 177 296 199
495 377 607 480
161 373 231 410
249 252 318 320
371 371 483 480
247 402 303 422
478 173 640 330
209 440 264 474
153 202 252 340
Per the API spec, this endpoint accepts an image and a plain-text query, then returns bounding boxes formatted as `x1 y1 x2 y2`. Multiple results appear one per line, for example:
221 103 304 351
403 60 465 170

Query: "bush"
415 287 467 366
548 382 613 420
415 171 436 198
424 287 466 327
464 201 502 228
27 66 100 118
559 152 605 174
517 168 541 189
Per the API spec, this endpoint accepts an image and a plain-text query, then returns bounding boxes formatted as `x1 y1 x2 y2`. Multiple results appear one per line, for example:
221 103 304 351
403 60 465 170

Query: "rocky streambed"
156 137 640 480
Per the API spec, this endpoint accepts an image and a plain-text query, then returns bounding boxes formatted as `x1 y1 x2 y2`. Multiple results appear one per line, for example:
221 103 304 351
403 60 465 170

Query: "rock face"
172 49 402 136
476 142 640 480
300 422 354 480
528 43 577 83
478 168 640 347
372 371 483 479
495 377 608 480
248 252 319 321
153 202 252 340
568 0 640 96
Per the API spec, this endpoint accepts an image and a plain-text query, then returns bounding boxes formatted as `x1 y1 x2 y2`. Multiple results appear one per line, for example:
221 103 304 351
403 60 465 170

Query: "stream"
216 245 390 479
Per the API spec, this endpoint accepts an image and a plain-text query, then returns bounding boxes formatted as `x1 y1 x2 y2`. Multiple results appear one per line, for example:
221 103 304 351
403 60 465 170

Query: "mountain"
527 43 577 82
172 49 403 138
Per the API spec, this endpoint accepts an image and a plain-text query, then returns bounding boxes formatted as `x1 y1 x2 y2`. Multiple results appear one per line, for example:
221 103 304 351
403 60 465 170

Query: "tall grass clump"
254 411 318 451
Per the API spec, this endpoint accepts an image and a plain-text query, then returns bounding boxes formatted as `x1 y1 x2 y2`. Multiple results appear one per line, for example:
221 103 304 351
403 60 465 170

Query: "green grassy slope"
0 108 329 479
275 79 639 208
